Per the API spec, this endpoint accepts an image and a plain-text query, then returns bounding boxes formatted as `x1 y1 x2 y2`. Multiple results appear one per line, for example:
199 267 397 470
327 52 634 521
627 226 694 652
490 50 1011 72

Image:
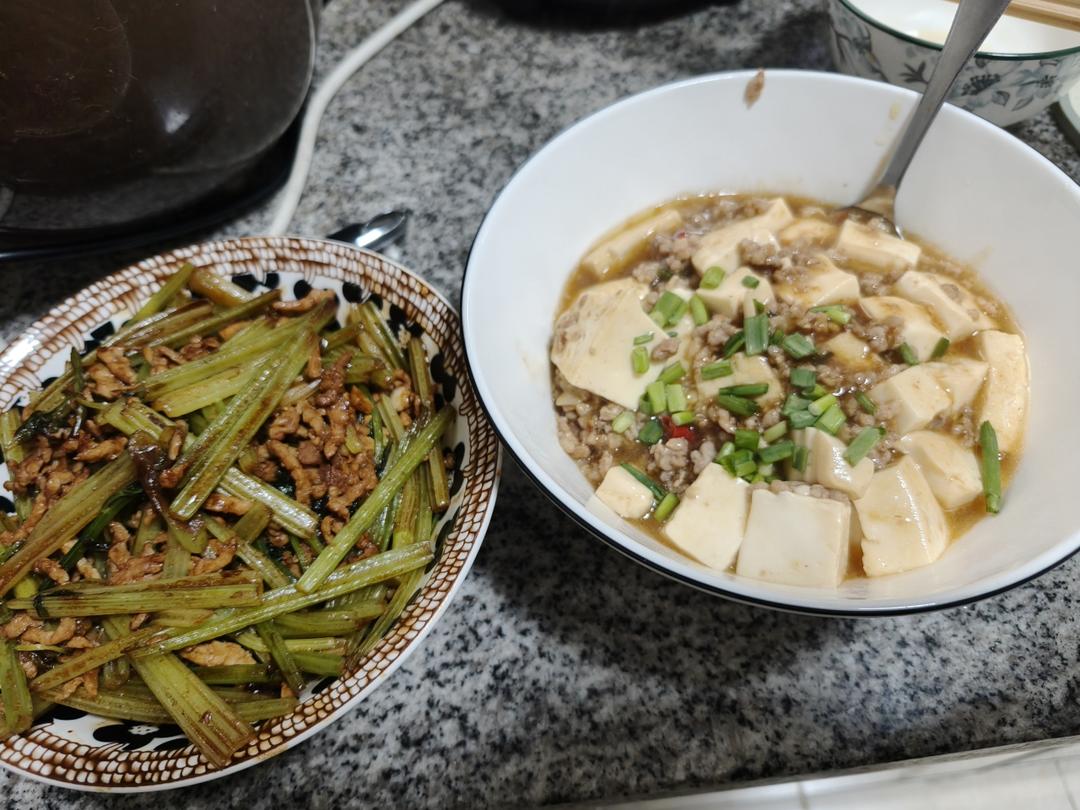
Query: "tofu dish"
550 194 1028 588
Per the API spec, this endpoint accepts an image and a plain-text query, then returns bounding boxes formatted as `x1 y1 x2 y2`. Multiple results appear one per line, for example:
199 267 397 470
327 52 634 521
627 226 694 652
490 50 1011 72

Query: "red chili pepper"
660 414 696 444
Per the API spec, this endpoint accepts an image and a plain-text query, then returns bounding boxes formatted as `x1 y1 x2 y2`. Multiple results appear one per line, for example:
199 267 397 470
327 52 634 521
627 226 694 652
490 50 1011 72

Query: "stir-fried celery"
0 263 457 765
104 616 253 768
12 573 263 617
0 638 33 734
0 454 137 597
297 408 452 593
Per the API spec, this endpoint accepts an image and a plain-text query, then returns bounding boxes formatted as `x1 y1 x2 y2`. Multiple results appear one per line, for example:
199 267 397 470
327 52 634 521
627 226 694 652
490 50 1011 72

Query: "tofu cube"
789 427 874 499
580 208 683 278
859 296 946 361
898 431 983 510
822 331 876 370
697 352 783 407
894 270 995 340
691 199 795 274
593 466 654 519
779 218 838 247
976 330 1029 453
774 256 861 309
695 266 775 319
855 456 949 576
923 358 988 416
870 366 951 434
836 219 922 273
552 279 678 409
663 465 750 570
735 489 852 588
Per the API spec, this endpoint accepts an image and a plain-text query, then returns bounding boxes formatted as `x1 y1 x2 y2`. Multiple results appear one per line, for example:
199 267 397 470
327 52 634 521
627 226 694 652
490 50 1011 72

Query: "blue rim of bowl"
460 68 1080 617
835 0 1080 61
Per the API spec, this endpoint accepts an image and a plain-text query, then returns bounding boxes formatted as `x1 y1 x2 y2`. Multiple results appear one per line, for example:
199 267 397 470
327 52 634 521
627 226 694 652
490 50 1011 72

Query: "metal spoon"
843 0 1011 236
327 209 411 252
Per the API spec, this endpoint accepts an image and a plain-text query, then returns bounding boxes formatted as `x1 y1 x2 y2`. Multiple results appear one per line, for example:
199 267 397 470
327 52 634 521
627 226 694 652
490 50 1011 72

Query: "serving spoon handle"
852 0 1012 230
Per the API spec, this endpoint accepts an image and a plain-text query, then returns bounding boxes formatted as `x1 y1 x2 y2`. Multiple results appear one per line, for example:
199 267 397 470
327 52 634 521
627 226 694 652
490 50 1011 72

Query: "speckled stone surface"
4 0 1080 807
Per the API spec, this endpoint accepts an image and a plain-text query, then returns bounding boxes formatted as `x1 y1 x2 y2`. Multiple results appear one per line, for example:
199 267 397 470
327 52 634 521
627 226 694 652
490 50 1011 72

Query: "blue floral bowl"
827 0 1080 126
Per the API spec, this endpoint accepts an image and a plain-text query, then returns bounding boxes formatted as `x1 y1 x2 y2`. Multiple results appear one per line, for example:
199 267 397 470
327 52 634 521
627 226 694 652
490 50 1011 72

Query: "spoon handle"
876 0 1011 192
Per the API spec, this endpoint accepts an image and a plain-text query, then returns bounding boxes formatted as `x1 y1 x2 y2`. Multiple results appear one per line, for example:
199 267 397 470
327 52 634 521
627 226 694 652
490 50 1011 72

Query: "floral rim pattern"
828 0 1080 124
0 237 501 791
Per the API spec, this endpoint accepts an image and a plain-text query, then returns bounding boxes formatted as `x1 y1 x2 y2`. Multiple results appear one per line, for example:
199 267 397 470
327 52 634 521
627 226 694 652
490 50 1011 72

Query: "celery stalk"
296 407 452 593
0 453 137 597
29 626 164 693
130 262 196 323
292 652 344 677
170 332 315 520
104 616 253 768
24 573 262 617
130 542 434 657
194 664 280 685
0 411 31 520
148 290 280 350
254 622 304 696
154 366 257 417
0 637 32 733
188 267 255 307
274 606 382 637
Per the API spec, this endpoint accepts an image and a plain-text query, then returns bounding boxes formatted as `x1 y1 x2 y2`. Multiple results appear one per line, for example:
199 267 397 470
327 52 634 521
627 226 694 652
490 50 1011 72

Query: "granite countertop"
5 0 1080 807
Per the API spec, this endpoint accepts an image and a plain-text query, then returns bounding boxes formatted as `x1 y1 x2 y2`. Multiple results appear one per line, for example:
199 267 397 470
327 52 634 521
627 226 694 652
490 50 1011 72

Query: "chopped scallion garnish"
931 337 951 359
716 393 758 417
638 419 663 445
700 360 733 380
666 384 688 412
734 428 760 451
781 333 815 359
782 394 811 416
844 427 882 465
657 362 686 384
789 409 817 429
792 445 809 473
611 411 634 434
789 368 816 389
978 420 1002 514
654 492 679 522
700 266 725 289
810 305 851 325
898 342 919 365
854 391 877 415
633 332 654 346
763 421 788 443
670 410 695 426
758 440 795 463
733 459 757 478
620 463 666 500
718 383 769 397
668 297 689 326
646 380 667 414
722 331 746 358
744 313 769 356
717 441 735 458
815 403 846 435
689 295 709 326
804 383 828 400
808 393 837 416
631 346 649 375
741 275 760 289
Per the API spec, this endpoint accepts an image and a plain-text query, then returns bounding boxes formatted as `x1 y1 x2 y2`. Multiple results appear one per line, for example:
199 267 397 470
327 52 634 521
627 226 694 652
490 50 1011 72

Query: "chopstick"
945 0 1080 33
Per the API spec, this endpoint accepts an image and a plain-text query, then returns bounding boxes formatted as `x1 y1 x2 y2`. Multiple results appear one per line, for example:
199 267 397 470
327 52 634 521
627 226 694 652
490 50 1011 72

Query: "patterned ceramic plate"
0 237 501 791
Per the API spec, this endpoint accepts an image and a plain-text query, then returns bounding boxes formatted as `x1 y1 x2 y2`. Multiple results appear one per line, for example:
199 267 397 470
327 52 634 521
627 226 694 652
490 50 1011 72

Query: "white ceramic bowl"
462 69 1080 616
827 0 1080 126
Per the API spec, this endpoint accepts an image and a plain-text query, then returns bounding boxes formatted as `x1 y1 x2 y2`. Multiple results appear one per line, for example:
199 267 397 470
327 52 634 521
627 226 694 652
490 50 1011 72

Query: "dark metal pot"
0 0 319 259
